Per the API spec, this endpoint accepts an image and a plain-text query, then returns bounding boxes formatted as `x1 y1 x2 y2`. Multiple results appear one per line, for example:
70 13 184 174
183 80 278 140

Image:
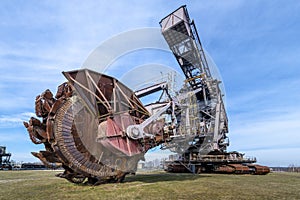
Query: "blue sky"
0 0 299 167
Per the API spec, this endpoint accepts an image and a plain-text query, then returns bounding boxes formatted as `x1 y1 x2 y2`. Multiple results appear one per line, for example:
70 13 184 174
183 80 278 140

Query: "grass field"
0 170 300 200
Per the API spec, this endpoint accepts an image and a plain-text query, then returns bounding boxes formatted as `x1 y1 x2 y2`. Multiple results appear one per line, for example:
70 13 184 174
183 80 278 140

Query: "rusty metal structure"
24 5 269 185
0 146 12 170
24 69 185 184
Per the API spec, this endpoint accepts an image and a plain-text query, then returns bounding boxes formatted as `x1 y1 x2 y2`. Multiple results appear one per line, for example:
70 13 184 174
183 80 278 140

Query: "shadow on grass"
124 172 210 183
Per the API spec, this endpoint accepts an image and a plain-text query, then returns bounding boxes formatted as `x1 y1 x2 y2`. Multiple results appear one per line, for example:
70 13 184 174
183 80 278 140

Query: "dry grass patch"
0 170 299 199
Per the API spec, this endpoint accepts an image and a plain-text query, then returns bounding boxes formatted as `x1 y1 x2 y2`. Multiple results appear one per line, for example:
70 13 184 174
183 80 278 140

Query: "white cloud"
145 149 172 162
243 148 300 167
10 152 40 163
0 112 36 128
227 105 300 166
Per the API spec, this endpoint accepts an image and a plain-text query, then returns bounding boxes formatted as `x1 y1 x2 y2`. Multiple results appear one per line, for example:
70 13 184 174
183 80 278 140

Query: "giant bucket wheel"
25 69 155 185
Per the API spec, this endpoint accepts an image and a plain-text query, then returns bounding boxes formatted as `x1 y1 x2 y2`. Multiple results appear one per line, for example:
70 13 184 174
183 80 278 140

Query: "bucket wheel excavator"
24 5 269 185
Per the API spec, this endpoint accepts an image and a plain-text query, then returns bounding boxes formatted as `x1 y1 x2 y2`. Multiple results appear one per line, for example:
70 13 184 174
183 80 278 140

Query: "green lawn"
0 170 299 200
